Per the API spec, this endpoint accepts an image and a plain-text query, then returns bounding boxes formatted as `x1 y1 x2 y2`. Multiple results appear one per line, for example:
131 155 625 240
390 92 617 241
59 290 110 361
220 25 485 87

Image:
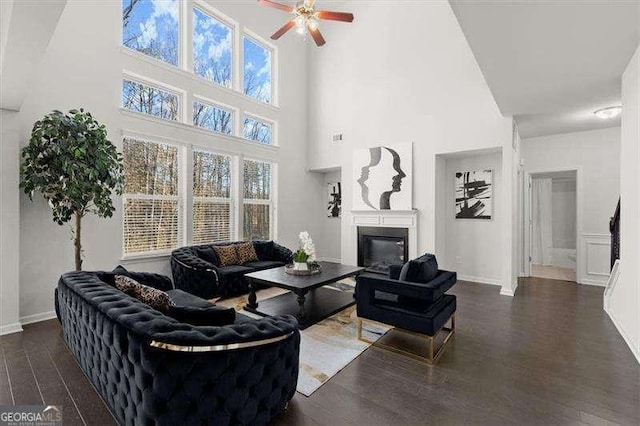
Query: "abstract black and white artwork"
327 182 342 218
455 170 492 219
353 143 412 210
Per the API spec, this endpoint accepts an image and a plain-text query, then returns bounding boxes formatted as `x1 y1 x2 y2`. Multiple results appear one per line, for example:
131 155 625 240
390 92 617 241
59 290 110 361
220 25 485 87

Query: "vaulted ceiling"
449 0 640 138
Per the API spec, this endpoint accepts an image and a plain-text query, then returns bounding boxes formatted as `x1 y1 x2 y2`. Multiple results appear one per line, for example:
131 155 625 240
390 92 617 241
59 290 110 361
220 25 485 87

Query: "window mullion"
235 154 244 241
183 145 194 246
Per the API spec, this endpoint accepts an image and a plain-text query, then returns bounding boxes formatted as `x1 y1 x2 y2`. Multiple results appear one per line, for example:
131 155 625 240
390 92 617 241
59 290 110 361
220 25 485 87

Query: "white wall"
522 127 621 285
1 109 22 334
315 170 342 262
440 151 504 285
608 45 640 363
12 1 319 322
307 2 512 276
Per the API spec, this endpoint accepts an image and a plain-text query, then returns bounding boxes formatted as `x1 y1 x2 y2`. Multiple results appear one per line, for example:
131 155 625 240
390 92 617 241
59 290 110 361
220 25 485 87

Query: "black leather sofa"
56 271 300 425
171 240 293 299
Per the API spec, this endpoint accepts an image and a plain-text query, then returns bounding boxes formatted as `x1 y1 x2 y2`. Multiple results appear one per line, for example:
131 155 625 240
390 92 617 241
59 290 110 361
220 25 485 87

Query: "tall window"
243 37 272 103
123 79 179 121
243 116 273 145
193 7 233 87
243 160 272 240
122 138 181 255
193 151 233 244
122 0 179 66
193 100 233 135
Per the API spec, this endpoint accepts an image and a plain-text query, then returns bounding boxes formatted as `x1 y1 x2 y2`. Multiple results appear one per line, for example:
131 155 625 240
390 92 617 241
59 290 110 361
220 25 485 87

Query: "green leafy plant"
293 249 309 263
20 109 124 270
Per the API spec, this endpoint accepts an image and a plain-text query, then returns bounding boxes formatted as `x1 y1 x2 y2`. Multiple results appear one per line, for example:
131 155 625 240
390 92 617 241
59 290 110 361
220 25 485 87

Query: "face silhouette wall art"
353 143 412 210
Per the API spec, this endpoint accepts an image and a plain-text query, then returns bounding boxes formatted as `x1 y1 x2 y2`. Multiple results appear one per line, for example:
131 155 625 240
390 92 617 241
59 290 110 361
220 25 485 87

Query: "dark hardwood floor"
1 278 638 425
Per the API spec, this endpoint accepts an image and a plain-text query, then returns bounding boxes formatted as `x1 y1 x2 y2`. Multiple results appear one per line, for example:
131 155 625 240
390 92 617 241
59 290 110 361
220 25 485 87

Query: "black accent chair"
56 271 300 426
356 254 457 364
171 240 293 299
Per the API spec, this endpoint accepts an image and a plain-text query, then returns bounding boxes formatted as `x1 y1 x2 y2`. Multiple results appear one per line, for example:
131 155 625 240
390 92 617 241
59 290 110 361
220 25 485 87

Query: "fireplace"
357 226 409 274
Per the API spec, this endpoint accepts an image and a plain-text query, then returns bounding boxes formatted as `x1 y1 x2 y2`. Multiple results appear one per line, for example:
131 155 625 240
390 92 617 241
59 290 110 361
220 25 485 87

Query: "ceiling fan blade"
308 25 326 47
258 0 294 13
271 20 296 40
316 10 354 23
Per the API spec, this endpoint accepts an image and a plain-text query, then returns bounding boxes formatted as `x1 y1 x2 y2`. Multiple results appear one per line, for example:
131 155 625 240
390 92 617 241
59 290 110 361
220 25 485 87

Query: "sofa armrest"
357 274 442 301
273 242 293 264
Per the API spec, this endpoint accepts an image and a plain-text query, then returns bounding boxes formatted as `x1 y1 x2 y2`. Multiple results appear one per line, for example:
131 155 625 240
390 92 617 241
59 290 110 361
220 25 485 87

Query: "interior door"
524 174 533 276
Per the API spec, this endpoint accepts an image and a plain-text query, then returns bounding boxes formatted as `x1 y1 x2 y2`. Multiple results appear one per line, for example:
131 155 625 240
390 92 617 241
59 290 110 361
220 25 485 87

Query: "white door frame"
524 166 582 283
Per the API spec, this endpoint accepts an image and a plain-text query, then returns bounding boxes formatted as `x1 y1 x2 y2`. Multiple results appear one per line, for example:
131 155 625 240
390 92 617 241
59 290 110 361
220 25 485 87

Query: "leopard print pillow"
213 245 240 266
114 275 173 313
236 242 258 264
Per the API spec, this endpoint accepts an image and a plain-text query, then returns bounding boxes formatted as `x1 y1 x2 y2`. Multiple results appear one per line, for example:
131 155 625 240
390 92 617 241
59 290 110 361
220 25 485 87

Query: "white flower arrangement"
294 231 316 263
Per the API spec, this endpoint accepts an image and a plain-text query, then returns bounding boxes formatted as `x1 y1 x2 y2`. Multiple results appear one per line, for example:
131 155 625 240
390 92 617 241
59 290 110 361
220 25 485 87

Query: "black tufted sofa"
171 241 293 299
57 271 300 426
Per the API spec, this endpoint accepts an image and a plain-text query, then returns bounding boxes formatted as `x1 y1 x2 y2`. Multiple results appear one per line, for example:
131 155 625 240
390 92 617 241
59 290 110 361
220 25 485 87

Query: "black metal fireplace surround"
357 226 409 274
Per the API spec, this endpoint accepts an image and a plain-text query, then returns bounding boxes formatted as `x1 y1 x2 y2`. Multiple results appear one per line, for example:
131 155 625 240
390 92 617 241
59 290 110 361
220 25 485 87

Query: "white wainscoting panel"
579 233 611 286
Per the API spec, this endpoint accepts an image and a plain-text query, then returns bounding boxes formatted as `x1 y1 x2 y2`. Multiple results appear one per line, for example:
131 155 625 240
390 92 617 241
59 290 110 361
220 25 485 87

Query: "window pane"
193 7 232 87
193 101 233 134
243 37 272 103
193 151 231 197
124 199 179 253
243 160 271 200
122 0 178 66
123 138 179 195
123 79 179 121
243 117 272 145
243 204 270 241
194 202 231 244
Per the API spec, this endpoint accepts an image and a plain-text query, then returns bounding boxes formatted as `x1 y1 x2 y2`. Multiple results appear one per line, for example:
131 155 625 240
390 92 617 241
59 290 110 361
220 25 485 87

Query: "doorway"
528 170 578 282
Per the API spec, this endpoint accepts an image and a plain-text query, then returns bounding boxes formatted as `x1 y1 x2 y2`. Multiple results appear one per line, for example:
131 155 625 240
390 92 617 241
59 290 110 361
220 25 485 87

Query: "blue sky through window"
243 117 272 145
244 37 272 103
122 0 178 65
193 101 233 135
193 7 233 87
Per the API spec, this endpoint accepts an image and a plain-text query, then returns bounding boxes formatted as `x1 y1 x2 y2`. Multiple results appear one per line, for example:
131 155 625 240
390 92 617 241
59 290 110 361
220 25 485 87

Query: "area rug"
215 280 390 396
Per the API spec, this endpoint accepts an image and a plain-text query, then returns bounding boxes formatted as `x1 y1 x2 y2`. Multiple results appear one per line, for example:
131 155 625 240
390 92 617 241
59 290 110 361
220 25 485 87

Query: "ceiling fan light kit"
258 0 354 47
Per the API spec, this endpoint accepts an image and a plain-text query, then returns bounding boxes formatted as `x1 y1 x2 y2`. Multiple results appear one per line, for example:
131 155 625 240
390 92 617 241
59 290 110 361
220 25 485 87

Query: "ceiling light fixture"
594 106 622 120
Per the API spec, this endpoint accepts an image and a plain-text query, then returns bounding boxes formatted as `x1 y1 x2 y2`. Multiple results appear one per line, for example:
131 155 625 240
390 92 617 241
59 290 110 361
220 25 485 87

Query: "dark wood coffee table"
244 262 364 329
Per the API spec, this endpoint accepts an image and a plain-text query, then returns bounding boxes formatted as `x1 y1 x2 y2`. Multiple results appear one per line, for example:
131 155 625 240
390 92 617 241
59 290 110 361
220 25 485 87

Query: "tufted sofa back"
57 271 300 425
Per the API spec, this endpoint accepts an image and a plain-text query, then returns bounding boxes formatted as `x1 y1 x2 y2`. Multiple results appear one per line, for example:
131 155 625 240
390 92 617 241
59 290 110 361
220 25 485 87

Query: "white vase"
293 262 308 271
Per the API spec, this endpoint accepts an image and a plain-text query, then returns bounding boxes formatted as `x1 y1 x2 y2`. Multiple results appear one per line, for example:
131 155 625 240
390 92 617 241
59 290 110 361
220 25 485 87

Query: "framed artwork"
327 182 342 218
455 170 492 219
353 143 412 210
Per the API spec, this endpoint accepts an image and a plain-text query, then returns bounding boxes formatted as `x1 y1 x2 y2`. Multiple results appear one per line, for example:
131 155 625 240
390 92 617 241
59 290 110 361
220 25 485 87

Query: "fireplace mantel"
350 209 418 261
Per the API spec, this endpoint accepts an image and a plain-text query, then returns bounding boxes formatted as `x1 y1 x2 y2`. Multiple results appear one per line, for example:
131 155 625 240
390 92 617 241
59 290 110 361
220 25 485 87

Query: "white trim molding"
500 282 519 296
20 310 57 326
579 233 610 286
0 323 23 336
457 275 502 286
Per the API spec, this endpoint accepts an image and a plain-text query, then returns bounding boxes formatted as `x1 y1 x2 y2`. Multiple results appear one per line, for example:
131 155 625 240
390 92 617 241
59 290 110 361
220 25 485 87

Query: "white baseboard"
500 281 518 297
457 274 502 286
319 257 342 263
579 279 607 287
0 323 23 336
20 310 57 326
605 307 640 365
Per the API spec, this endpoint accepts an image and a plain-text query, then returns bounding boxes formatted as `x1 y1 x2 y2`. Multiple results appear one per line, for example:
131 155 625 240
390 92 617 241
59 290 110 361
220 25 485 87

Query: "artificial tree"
20 109 124 270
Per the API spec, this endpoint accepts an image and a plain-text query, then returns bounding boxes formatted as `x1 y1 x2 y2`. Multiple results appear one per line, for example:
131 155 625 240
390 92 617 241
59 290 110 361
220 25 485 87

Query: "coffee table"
244 262 365 329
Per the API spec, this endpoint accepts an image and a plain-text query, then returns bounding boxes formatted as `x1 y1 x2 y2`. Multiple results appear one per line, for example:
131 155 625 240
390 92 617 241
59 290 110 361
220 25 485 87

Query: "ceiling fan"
258 0 354 47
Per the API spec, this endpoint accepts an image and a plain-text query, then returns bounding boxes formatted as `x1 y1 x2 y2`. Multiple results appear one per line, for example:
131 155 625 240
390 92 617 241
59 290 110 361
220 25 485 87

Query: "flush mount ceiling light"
258 0 354 47
594 106 622 120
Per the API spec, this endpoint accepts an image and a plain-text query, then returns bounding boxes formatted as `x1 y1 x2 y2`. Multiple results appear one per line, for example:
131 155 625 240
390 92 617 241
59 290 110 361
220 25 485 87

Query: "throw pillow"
398 261 411 281
114 275 173 313
236 242 259 264
167 305 236 326
194 246 219 266
213 245 240 266
253 240 275 261
404 254 439 283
